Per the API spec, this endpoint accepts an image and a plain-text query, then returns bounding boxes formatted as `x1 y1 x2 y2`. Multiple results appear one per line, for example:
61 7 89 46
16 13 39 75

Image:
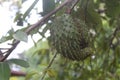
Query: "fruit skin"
48 14 92 61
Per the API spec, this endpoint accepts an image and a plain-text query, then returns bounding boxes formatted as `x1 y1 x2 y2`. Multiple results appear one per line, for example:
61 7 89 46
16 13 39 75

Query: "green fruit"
48 14 92 61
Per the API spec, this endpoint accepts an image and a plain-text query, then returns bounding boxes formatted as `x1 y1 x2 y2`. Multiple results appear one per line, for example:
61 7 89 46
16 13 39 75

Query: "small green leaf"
0 36 10 43
37 40 49 49
0 62 10 80
14 12 22 22
0 28 14 43
13 31 28 42
116 69 120 75
25 71 38 80
47 69 56 77
7 59 29 68
8 28 14 34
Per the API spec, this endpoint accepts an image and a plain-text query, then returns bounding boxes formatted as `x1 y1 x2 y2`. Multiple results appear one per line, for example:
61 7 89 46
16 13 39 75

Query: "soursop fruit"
48 14 92 61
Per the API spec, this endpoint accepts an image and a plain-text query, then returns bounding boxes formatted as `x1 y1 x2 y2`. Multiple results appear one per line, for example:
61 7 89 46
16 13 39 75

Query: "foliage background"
0 0 120 80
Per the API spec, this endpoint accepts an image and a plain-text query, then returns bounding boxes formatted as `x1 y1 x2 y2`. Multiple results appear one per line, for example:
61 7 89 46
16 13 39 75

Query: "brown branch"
0 50 3 60
0 0 72 62
25 0 72 34
11 70 26 77
0 40 20 61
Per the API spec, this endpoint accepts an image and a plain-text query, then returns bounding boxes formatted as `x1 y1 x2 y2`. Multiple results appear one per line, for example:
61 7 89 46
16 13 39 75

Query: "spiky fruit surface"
48 14 92 61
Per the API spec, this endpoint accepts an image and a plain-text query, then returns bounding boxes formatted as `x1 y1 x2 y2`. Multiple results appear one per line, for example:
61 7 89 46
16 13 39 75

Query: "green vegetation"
0 0 120 80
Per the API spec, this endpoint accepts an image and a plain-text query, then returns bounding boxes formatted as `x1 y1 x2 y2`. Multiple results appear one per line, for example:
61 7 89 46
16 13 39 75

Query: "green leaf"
37 40 49 50
86 0 102 27
0 36 11 43
25 71 38 80
7 59 29 68
41 0 55 16
23 0 39 20
116 69 120 75
47 69 56 77
72 0 102 28
14 12 22 22
0 62 10 80
13 31 28 42
8 28 14 35
0 28 14 43
105 0 120 18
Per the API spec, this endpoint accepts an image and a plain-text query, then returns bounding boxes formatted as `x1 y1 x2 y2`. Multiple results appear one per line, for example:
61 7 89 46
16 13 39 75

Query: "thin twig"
0 48 10 50
41 52 57 80
65 0 80 14
0 0 71 62
69 0 80 13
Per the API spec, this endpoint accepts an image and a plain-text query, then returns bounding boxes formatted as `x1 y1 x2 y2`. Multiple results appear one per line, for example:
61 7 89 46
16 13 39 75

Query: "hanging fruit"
48 14 92 61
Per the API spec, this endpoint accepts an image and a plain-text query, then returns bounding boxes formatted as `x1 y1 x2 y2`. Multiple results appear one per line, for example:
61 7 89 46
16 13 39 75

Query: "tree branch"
25 0 74 34
0 40 20 61
11 70 26 77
